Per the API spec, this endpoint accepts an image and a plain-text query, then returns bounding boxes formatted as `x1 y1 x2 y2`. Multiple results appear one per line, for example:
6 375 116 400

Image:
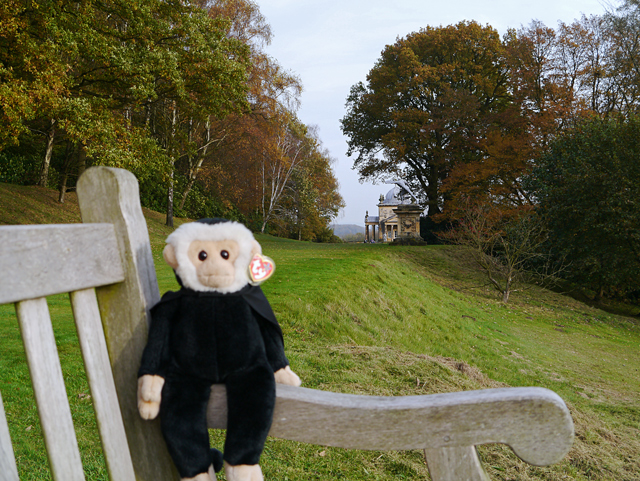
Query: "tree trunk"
165 104 177 228
77 144 87 178
58 173 68 203
58 142 74 203
426 165 442 217
166 168 174 228
179 116 211 211
38 119 56 187
502 289 510 303
178 156 206 210
178 176 195 211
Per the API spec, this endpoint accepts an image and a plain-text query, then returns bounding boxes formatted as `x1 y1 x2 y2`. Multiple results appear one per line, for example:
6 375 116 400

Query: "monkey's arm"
257 316 288 369
137 292 180 419
257 317 301 386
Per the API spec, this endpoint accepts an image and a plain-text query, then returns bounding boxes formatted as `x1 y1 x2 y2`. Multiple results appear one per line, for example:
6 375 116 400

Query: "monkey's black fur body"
138 285 288 478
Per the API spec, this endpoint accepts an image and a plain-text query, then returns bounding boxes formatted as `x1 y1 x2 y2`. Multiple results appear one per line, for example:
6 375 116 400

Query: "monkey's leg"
182 465 216 481
223 364 275 468
161 377 216 479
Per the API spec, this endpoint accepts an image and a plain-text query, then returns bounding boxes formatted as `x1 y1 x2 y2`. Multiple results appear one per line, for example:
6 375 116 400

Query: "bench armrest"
207 384 574 467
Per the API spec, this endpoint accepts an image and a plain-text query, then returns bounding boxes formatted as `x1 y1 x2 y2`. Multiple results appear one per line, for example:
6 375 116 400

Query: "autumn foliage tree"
174 0 301 212
0 0 249 210
201 112 344 240
272 128 344 241
341 21 512 216
343 11 640 224
1 0 343 239
166 0 339 235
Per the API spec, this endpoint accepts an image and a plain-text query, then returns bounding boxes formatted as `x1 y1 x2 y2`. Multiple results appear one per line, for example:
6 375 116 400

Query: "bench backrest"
1 167 178 480
0 223 136 480
0 167 574 481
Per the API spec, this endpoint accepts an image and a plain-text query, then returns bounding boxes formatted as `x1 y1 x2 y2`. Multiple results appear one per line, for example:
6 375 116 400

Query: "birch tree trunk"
260 124 309 233
38 119 56 187
166 167 175 228
178 117 218 211
166 104 177 228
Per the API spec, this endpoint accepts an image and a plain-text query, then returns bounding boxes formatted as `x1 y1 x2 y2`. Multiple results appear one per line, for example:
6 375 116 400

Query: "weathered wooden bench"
0 167 574 480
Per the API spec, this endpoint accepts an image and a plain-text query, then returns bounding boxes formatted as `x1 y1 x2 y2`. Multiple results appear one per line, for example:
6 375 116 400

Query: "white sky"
257 0 612 225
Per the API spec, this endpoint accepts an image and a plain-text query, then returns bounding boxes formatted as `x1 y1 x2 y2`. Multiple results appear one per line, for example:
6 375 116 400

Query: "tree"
439 199 555 302
605 1 640 113
259 114 314 233
530 115 640 298
173 0 301 216
341 21 511 216
442 16 627 220
1 0 344 240
0 0 249 224
0 1 68 150
557 16 617 115
510 14 640 122
276 132 344 241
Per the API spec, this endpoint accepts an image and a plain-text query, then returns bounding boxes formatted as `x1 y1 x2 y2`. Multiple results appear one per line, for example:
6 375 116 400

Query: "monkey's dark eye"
198 251 207 261
220 250 230 260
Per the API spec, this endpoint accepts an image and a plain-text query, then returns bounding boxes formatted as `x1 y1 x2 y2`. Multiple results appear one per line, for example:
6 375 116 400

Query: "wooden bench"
0 167 574 480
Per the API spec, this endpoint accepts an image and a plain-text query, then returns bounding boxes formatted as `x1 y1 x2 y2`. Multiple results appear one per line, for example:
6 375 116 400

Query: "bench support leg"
424 446 490 481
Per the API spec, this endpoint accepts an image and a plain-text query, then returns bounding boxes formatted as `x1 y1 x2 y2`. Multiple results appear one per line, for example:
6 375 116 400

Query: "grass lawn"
1 183 639 480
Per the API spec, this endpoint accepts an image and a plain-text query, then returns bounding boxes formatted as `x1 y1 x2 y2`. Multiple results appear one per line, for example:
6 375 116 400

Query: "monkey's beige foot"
224 462 263 481
182 464 216 481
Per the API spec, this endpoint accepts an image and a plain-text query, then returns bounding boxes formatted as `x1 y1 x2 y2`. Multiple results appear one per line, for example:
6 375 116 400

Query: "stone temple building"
364 181 423 242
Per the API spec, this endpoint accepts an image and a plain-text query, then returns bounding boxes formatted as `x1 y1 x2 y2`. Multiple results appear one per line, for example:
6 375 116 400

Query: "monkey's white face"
163 220 262 293
187 239 240 289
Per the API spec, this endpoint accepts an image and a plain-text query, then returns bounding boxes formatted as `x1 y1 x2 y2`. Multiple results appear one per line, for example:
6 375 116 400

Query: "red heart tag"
248 253 275 284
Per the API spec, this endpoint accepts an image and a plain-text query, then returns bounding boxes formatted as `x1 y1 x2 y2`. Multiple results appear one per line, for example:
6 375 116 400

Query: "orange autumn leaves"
343 13 640 222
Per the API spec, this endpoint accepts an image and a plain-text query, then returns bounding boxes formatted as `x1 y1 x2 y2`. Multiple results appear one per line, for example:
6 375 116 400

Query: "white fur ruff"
166 221 260 293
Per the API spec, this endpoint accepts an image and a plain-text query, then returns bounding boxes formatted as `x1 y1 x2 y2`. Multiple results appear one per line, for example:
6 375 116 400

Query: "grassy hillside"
1 182 639 480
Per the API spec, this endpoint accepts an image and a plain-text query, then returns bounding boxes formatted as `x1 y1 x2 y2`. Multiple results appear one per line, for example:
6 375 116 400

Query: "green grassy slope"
1 183 639 480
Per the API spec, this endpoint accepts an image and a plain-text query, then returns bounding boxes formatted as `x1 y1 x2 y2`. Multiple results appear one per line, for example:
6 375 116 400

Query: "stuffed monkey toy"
137 218 301 481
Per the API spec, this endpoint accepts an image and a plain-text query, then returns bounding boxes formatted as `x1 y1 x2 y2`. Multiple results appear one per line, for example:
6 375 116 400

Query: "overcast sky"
257 0 612 226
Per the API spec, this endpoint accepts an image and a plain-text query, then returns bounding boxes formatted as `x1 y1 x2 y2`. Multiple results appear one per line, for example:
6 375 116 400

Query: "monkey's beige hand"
274 366 301 386
137 374 165 420
224 462 263 481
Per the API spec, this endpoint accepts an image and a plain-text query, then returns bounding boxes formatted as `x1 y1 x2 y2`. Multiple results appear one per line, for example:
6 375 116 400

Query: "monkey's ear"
163 244 179 269
250 240 262 258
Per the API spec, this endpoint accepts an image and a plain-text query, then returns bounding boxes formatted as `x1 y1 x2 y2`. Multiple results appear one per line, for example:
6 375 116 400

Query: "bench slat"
0 224 125 304
16 298 85 481
71 288 136 481
77 166 179 480
0 390 19 481
207 384 573 467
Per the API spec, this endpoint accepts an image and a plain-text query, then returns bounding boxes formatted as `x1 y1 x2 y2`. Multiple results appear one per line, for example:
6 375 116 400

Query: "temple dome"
378 185 418 206
380 185 404 206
